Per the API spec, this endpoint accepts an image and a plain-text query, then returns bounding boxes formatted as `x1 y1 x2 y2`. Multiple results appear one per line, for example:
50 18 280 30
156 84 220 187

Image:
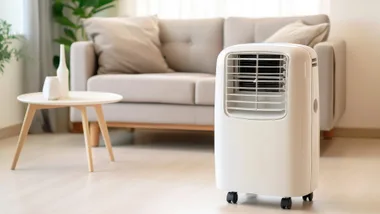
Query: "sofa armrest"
314 39 346 131
70 41 97 123
70 41 97 91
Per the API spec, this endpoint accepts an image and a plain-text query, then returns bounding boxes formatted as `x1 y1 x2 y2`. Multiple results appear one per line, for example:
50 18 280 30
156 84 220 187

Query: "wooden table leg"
11 104 36 170
78 106 94 172
94 105 115 162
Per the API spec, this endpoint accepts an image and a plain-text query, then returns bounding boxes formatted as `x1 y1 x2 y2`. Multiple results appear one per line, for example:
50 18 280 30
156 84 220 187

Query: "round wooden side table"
11 91 123 172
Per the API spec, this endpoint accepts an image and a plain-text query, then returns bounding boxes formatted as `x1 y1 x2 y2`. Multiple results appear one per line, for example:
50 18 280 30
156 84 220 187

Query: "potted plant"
0 19 22 74
52 0 116 69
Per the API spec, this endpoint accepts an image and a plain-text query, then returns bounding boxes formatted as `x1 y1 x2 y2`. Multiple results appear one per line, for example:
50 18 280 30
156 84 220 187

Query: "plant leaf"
54 16 78 29
65 46 71 54
73 7 86 17
97 0 115 7
52 1 65 17
54 37 73 46
0 19 23 74
53 55 60 69
80 0 99 7
94 4 114 14
64 28 77 41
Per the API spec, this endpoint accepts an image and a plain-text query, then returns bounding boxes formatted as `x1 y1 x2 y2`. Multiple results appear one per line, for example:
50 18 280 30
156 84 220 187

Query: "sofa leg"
70 122 83 133
90 122 100 147
323 129 334 140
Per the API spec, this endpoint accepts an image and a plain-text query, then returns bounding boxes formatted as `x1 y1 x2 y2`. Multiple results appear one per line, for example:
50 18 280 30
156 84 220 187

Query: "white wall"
118 0 135 16
0 0 24 129
329 0 380 129
0 53 24 129
0 0 23 33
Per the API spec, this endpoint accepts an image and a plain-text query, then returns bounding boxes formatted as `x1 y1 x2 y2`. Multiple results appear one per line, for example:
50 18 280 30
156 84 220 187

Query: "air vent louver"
225 52 288 119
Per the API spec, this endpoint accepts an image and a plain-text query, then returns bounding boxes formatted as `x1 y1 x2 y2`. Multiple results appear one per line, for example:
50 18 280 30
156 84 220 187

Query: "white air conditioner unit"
214 43 320 210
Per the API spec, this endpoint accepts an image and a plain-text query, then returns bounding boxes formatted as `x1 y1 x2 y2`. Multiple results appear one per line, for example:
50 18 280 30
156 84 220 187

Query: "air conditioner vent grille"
225 52 288 119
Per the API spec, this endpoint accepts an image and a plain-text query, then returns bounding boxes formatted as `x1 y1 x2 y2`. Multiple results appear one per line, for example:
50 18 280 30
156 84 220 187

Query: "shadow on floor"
104 128 215 152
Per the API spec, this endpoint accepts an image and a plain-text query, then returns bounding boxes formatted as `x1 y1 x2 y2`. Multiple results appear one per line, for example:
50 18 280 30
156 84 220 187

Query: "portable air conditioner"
214 43 320 210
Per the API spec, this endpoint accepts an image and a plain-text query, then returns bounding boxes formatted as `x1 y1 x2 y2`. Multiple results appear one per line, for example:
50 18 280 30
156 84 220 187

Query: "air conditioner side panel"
311 64 320 191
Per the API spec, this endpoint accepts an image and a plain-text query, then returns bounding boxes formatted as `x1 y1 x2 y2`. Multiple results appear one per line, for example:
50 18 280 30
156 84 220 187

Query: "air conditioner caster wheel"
302 192 314 201
281 197 292 209
226 192 238 204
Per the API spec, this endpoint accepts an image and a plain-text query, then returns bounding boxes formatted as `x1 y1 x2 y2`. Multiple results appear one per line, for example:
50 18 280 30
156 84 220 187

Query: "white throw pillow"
83 15 173 74
264 20 329 47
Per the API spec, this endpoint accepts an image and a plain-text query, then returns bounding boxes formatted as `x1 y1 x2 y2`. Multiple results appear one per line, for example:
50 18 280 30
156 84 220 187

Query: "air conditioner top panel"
219 43 317 62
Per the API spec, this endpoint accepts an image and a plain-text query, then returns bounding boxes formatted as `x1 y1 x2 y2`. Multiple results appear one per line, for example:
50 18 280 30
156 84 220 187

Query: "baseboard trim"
0 124 21 140
333 128 380 138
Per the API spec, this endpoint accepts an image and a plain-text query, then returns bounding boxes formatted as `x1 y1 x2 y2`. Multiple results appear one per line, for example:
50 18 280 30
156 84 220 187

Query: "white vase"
42 76 61 100
57 44 69 98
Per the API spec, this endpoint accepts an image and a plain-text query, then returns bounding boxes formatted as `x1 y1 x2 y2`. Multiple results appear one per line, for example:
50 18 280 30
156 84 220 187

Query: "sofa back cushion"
159 18 224 74
224 14 330 48
83 16 173 74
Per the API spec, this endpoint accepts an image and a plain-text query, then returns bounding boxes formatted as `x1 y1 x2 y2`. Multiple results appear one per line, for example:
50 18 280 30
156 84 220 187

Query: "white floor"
1 130 380 214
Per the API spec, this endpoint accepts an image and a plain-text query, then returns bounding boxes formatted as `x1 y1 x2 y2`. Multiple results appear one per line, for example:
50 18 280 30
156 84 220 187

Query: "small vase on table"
57 44 69 98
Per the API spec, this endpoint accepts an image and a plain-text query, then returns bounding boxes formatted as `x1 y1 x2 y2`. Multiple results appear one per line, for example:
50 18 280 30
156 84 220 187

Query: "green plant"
0 19 22 74
52 0 116 68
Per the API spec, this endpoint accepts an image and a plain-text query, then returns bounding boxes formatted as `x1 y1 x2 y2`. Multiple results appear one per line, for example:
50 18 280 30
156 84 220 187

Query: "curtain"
131 0 324 19
23 0 69 133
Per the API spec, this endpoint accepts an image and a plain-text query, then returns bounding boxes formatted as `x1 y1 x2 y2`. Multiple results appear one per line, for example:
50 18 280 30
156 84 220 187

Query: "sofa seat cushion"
195 77 215 105
87 73 214 105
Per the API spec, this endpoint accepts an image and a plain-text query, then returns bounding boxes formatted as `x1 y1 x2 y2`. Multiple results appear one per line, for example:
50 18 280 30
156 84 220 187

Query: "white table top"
17 91 123 106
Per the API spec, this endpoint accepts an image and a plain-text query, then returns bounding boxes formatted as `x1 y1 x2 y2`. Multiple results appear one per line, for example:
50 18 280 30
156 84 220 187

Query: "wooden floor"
1 129 380 214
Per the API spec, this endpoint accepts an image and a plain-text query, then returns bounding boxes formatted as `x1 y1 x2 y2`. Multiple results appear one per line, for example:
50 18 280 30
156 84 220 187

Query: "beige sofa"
70 14 346 146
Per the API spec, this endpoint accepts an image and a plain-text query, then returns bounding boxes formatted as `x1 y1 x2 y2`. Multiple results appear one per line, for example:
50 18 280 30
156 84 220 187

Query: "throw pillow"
264 20 329 47
83 15 173 74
